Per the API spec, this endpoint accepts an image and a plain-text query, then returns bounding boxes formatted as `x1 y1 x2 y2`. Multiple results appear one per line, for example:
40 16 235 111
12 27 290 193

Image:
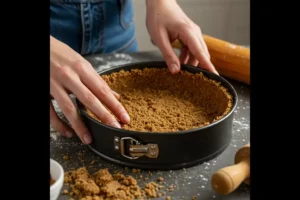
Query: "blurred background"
133 0 250 51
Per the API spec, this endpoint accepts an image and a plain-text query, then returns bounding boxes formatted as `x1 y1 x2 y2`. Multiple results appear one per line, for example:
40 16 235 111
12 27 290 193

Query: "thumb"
155 30 180 74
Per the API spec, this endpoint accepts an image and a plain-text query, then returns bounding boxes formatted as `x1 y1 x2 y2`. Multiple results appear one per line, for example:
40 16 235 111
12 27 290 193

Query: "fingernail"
170 64 178 74
121 113 130 123
214 70 219 75
109 121 121 128
83 134 92 144
65 131 73 138
112 91 120 98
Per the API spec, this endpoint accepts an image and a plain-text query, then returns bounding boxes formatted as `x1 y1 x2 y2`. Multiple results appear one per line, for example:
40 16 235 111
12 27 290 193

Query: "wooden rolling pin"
171 35 250 85
211 144 250 195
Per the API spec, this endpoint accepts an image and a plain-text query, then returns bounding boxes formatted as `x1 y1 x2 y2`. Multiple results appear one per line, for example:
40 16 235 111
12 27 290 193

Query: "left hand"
146 0 218 75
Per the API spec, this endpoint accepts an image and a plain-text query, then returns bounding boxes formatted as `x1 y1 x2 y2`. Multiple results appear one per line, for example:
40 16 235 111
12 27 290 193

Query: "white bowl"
50 158 64 200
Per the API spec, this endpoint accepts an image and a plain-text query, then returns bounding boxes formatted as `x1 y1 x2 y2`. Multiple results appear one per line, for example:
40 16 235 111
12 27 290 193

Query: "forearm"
146 0 177 8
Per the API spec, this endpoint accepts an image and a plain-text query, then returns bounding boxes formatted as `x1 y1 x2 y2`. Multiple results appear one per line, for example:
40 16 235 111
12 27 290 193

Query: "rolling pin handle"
211 157 250 195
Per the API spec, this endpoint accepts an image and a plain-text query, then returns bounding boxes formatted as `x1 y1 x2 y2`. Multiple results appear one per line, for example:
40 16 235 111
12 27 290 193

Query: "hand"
50 36 130 144
146 0 218 74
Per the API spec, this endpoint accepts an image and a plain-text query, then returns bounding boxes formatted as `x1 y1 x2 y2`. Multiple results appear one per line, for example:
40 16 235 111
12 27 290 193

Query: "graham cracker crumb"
64 167 169 200
157 177 164 182
166 196 171 200
131 168 141 173
169 185 174 191
80 196 103 200
143 182 157 198
50 174 55 186
63 155 69 160
62 189 69 194
86 68 233 132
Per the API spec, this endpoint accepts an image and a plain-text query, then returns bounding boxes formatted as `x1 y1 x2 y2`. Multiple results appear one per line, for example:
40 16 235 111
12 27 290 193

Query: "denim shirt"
50 0 138 55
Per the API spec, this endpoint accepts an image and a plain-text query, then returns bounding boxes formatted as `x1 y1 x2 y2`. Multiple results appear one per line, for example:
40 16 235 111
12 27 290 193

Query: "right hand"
50 36 130 144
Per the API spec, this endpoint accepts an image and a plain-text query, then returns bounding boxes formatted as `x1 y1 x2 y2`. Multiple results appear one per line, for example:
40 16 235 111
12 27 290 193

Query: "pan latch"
114 136 159 160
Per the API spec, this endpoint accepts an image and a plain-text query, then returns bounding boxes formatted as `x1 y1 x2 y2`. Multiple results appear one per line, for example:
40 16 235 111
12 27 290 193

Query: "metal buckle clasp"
114 136 159 160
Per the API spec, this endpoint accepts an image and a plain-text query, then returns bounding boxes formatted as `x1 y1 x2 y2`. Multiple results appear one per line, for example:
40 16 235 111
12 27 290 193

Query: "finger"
196 31 210 60
198 36 210 59
72 61 130 124
51 89 121 100
94 72 120 99
51 80 92 144
179 46 189 64
67 77 122 128
155 29 181 74
89 71 120 99
187 53 199 67
193 25 210 59
182 32 218 74
111 90 120 99
99 79 120 99
50 101 73 138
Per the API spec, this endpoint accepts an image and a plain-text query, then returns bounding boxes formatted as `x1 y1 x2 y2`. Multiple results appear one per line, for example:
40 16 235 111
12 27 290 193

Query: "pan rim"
76 61 238 135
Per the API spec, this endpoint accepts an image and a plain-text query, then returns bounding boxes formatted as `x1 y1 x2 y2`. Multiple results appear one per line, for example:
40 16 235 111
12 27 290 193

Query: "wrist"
50 35 59 47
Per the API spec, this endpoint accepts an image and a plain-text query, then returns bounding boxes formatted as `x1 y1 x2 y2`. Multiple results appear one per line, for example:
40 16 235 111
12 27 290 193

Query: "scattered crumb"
157 177 164 182
143 181 164 198
166 196 171 200
63 155 69 160
90 160 95 166
131 168 141 173
62 189 69 194
50 177 55 186
64 167 168 200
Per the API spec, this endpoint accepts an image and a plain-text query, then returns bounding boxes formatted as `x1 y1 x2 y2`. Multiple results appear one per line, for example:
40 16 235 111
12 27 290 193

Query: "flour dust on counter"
91 53 135 73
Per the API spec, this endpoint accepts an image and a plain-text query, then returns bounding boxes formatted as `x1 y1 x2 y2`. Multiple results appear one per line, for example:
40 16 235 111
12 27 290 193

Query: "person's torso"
50 0 137 55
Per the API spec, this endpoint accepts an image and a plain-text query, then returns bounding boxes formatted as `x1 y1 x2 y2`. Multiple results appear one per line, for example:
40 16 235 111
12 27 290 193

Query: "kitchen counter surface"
50 51 250 200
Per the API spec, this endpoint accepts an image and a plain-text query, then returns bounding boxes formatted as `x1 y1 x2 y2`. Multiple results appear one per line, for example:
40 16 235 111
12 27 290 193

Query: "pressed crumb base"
85 68 233 132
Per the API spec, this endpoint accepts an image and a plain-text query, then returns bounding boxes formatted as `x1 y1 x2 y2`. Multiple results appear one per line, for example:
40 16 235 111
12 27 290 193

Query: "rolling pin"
211 144 250 195
171 35 250 85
